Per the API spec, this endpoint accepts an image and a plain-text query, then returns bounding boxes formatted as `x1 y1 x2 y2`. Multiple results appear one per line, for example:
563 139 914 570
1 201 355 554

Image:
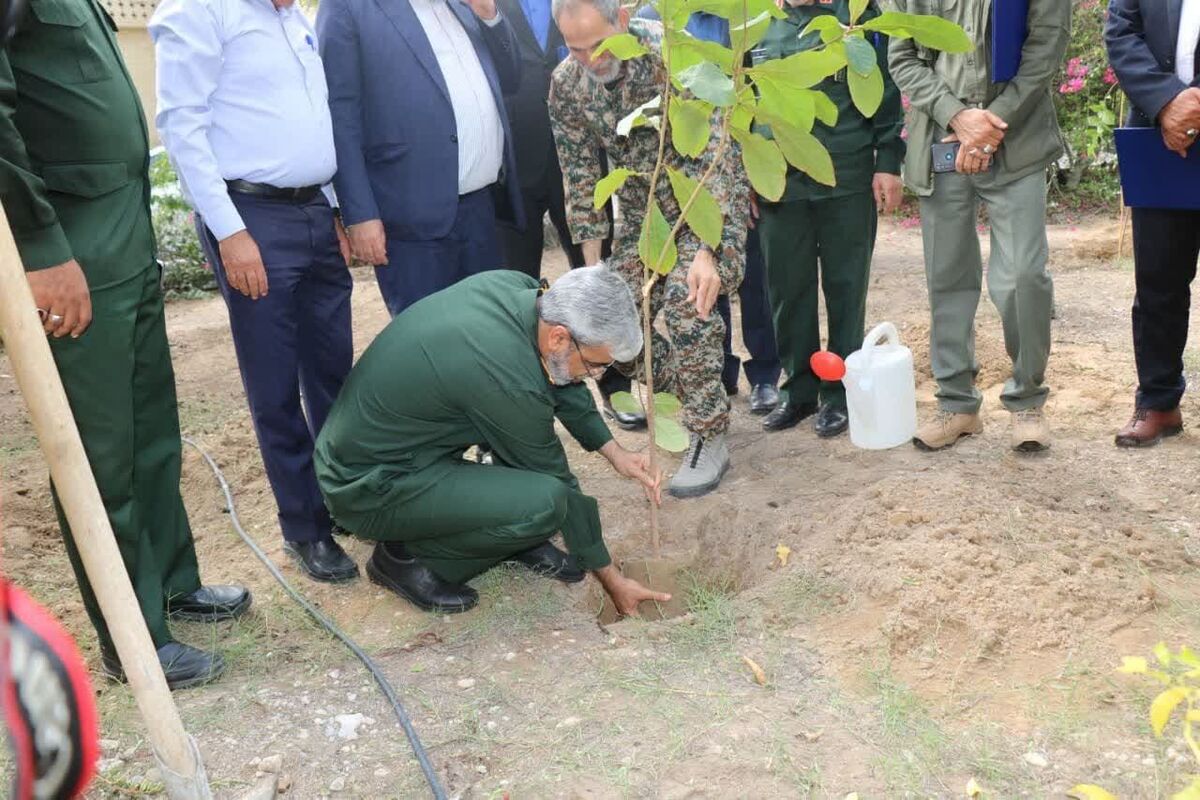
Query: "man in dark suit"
318 0 525 316
1107 0 1200 447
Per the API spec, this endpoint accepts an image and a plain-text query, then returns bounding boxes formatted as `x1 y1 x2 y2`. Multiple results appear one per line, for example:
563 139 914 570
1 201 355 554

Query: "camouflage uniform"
548 18 750 435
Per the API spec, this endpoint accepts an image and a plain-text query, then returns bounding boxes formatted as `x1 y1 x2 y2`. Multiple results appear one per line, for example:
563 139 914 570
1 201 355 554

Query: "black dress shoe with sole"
366 543 478 614
166 585 251 623
814 404 849 438
748 383 780 415
102 642 225 691
284 538 360 583
504 541 585 583
762 401 818 432
601 396 648 431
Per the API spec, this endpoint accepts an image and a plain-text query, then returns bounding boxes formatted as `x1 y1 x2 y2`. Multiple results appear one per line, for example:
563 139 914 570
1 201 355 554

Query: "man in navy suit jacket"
1107 0 1200 447
318 0 525 315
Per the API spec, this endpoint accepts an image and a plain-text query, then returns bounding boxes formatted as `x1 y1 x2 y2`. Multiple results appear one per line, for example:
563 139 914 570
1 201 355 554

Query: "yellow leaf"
1150 686 1190 736
966 777 982 797
775 543 792 567
1117 656 1148 674
1154 641 1173 666
1173 777 1200 800
1068 786 1118 800
742 655 767 686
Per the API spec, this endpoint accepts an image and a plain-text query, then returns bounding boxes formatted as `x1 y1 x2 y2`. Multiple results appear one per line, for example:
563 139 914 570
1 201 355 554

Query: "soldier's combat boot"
668 433 730 499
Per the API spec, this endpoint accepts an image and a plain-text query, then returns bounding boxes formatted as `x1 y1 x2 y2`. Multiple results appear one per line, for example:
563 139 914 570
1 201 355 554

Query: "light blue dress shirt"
150 0 339 241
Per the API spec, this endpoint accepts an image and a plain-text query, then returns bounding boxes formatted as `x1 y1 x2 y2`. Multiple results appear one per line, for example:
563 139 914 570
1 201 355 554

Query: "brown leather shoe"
1115 407 1183 448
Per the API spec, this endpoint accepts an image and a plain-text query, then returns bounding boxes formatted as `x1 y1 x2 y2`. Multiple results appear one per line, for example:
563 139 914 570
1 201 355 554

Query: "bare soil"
3 216 1199 799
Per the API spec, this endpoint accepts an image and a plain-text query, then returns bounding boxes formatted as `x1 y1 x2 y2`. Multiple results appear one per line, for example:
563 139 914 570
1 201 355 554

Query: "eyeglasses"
571 335 615 378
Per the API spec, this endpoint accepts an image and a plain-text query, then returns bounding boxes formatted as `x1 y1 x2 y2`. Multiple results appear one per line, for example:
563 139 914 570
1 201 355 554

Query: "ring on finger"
982 144 995 154
49 313 65 325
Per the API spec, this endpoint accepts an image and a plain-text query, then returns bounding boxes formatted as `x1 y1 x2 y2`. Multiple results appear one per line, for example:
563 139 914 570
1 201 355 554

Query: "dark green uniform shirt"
752 0 905 201
0 0 154 287
315 271 616 571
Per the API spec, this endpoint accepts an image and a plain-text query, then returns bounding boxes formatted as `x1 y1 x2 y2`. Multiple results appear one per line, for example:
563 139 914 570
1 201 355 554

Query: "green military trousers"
49 263 201 650
919 169 1053 414
758 190 877 410
343 458 606 585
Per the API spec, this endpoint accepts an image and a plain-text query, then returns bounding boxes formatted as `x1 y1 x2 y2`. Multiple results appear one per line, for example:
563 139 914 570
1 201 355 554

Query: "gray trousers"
919 168 1053 414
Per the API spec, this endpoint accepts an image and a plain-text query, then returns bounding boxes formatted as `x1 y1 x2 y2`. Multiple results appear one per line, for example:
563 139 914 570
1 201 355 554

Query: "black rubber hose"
182 438 448 800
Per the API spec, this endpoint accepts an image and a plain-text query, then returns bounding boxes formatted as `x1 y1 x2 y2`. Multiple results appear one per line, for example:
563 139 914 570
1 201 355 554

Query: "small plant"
150 152 215 299
1070 643 1200 800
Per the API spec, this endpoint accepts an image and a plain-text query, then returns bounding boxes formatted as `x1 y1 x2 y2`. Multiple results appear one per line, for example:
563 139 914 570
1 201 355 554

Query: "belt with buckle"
226 179 322 203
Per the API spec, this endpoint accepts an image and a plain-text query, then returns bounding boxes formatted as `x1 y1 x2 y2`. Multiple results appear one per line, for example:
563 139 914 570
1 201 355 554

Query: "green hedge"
150 153 216 299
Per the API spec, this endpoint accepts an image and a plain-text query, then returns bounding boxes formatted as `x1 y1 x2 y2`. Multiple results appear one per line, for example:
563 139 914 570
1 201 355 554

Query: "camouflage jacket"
548 18 750 290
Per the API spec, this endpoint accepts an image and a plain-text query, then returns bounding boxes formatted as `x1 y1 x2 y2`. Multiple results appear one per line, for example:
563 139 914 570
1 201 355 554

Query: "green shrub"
150 152 215 299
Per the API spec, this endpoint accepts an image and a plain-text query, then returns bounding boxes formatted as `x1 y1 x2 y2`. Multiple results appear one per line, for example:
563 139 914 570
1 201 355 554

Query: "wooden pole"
0 206 210 799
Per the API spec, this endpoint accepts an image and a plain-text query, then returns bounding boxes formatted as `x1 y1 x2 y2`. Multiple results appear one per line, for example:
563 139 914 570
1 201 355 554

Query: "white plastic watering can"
842 322 917 450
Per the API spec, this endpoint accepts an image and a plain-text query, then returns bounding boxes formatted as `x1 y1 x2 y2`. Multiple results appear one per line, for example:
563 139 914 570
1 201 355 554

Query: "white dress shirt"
1178 0 1200 84
150 0 338 241
409 0 506 195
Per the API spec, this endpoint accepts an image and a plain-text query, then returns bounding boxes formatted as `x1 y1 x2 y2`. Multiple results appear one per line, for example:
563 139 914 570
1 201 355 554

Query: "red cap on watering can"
810 351 846 382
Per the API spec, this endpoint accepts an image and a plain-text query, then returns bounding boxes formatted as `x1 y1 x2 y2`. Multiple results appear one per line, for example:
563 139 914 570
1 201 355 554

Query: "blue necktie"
519 0 549 51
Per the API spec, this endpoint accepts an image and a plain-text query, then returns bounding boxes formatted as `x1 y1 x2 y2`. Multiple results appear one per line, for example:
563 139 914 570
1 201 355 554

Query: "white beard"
547 349 577 386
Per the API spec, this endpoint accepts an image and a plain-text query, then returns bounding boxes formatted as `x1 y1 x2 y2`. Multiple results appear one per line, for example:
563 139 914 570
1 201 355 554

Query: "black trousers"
1131 207 1200 410
717 229 782 391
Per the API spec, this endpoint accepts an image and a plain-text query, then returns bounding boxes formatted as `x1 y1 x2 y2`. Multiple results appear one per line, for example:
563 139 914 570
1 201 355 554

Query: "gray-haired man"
315 268 669 615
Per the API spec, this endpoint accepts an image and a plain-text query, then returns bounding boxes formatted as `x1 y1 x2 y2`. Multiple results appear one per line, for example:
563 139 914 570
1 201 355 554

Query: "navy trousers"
197 193 353 544
377 186 503 316
719 229 782 390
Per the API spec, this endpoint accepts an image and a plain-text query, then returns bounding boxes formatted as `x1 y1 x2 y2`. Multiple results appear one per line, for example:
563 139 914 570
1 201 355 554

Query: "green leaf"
732 99 756 132
848 0 868 24
733 128 787 201
1154 642 1173 666
843 34 877 76
1172 777 1200 800
812 91 839 126
666 167 723 249
1117 656 1148 674
862 12 972 53
654 415 689 452
669 33 735 76
678 62 736 107
748 47 846 89
1150 686 1189 737
669 98 714 159
683 0 785 26
753 75 816 133
593 33 649 61
730 11 773 50
653 392 682 417
638 199 678 276
593 168 638 210
617 95 662 136
1177 646 1200 669
609 391 642 414
771 122 835 186
1067 787 1118 800
848 64 884 118
801 14 844 44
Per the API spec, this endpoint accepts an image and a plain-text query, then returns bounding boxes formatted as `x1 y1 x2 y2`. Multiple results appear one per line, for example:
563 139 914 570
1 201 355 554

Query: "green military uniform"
889 0 1069 413
0 0 201 649
315 271 614 583
549 18 750 436
753 0 904 411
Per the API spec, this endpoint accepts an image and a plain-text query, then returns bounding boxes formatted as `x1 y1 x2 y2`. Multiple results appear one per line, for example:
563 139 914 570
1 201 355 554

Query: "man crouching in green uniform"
0 0 249 689
755 0 905 438
315 267 671 615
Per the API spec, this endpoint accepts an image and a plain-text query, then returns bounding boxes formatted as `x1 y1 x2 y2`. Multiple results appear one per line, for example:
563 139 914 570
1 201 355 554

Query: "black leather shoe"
284 539 360 583
814 404 849 438
724 382 740 398
504 541 585 583
166 585 251 622
601 395 647 431
102 642 225 691
762 401 817 432
749 383 780 415
366 543 478 614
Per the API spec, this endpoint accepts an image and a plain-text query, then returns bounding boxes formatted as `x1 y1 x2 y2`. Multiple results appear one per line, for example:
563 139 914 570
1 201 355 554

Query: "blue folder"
991 0 1028 83
1115 128 1200 210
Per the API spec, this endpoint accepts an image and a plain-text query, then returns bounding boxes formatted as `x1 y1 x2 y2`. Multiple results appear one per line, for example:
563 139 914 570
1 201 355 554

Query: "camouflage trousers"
612 254 730 436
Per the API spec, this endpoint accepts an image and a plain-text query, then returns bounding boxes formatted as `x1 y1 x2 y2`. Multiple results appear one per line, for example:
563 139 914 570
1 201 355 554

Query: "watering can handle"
861 322 900 354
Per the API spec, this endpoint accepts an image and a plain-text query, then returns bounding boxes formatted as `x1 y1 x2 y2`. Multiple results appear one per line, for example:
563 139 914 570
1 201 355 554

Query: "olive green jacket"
0 0 154 288
887 0 1071 195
